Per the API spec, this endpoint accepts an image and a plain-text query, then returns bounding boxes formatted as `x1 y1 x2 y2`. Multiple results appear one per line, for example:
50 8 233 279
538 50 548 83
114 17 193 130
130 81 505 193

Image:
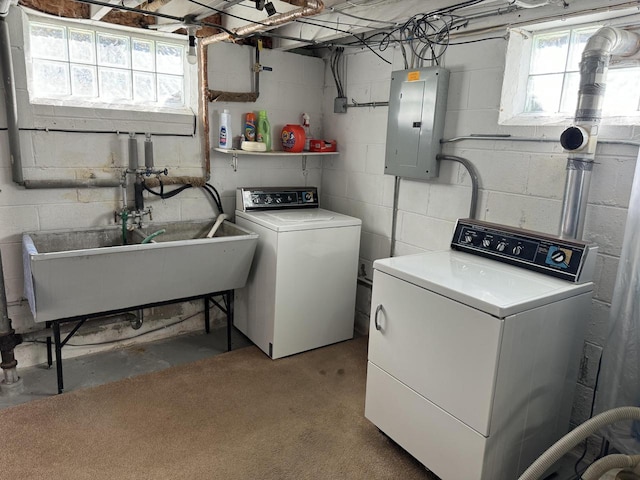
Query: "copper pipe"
201 0 324 47
198 39 210 180
197 0 324 180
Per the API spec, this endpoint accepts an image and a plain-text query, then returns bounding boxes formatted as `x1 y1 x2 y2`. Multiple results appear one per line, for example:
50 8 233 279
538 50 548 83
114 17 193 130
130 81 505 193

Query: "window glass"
32 60 70 95
133 71 156 102
523 24 640 116
97 33 130 68
69 29 95 64
30 23 67 61
529 31 569 74
132 39 154 71
28 18 186 110
99 67 132 100
157 43 184 75
70 64 98 97
525 74 563 113
158 74 183 105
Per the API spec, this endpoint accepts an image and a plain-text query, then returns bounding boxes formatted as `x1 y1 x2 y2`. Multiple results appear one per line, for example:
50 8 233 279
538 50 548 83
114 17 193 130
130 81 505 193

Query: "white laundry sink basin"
22 220 258 322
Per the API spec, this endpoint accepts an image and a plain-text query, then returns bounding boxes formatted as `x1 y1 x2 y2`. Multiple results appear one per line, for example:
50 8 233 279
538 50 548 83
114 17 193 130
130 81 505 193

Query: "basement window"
500 12 640 126
28 21 185 108
18 8 195 135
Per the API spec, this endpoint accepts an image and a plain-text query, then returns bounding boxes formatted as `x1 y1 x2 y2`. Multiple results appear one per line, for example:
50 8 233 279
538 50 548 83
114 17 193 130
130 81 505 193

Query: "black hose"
203 183 224 213
142 179 192 199
139 179 224 215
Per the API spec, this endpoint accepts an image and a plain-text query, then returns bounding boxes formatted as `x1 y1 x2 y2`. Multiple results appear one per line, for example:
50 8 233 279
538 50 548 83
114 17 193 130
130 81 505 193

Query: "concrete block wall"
0 9 324 368
319 35 639 433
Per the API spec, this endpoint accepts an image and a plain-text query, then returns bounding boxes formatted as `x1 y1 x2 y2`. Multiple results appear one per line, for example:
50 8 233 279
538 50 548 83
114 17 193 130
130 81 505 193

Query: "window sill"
28 102 196 135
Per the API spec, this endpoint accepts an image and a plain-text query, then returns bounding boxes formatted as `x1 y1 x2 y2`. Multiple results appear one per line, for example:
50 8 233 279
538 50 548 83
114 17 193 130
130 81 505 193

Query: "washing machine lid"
373 250 593 318
235 208 362 232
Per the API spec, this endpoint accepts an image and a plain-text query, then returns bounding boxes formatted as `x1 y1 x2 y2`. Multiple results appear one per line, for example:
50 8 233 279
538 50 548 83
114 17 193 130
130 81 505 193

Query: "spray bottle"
301 113 311 151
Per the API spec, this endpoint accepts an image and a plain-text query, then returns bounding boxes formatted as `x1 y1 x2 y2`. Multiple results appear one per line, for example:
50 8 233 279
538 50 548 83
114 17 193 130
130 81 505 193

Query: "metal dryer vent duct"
559 26 640 240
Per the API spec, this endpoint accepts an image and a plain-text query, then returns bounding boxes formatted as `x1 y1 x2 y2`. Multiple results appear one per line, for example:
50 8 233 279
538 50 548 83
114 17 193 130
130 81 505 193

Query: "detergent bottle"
244 112 256 141
256 110 271 151
219 109 232 149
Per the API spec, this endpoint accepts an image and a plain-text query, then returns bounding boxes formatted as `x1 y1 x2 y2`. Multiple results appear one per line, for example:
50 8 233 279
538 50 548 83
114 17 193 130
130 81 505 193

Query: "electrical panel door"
385 67 449 180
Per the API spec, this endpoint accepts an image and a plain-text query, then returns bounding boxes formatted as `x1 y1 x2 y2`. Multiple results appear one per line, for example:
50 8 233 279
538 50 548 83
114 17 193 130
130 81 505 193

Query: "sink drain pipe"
559 27 640 240
0 250 23 394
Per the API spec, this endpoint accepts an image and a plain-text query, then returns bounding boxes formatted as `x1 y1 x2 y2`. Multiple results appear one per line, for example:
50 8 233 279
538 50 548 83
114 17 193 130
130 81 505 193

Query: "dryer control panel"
451 219 597 283
237 186 319 211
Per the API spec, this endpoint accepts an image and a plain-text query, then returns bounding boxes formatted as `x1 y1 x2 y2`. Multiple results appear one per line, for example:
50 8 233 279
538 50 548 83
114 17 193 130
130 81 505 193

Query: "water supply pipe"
0 250 23 393
559 27 640 240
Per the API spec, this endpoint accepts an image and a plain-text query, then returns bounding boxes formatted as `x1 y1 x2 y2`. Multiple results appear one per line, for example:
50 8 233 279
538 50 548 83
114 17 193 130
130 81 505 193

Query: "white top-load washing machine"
365 218 598 480
234 186 362 359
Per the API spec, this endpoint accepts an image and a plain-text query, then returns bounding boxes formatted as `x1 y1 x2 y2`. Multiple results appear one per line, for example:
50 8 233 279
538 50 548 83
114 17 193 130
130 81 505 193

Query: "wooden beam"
19 0 89 18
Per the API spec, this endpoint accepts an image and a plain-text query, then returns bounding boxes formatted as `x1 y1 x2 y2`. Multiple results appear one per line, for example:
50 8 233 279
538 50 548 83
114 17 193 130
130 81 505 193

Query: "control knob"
512 245 523 255
464 234 473 244
551 250 566 263
482 238 491 248
496 241 507 252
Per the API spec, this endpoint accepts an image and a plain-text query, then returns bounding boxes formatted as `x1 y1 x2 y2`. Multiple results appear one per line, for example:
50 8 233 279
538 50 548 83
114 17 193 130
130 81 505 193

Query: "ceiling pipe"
197 0 324 180
559 26 640 240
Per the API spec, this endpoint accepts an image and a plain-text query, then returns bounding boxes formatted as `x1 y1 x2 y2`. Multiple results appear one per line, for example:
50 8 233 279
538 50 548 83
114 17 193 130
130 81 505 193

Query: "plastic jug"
256 110 271 151
281 124 305 153
244 112 256 141
219 109 232 149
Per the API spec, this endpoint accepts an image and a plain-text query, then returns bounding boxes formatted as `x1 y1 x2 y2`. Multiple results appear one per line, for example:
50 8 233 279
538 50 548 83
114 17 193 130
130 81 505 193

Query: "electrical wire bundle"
380 13 469 67
330 47 345 98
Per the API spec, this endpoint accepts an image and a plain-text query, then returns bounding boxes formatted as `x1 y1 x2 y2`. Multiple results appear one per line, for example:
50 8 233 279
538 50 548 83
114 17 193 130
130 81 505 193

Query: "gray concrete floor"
0 328 587 480
0 326 251 410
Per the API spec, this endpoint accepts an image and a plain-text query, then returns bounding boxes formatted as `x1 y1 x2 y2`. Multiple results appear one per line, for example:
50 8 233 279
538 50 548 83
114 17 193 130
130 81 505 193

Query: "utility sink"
22 220 258 322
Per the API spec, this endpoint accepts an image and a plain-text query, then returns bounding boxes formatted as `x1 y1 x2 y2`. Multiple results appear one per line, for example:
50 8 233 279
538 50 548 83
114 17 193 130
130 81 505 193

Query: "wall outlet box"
334 97 347 114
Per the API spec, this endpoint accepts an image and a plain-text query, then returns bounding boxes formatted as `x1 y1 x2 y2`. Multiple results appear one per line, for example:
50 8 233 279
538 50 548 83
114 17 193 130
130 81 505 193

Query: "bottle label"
281 128 298 151
245 124 256 141
220 126 227 146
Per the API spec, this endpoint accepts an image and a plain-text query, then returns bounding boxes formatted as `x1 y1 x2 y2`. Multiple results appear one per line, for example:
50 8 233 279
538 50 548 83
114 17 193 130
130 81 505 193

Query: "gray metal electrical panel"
385 67 449 180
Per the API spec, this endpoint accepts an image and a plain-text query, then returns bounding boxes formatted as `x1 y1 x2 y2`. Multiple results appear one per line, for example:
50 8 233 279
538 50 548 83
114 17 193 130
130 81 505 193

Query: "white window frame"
15 7 196 135
499 8 640 126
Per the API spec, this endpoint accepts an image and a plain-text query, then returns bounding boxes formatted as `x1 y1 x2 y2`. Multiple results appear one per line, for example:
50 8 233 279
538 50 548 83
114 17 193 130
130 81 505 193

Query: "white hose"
518 406 640 480
582 454 640 480
205 213 229 238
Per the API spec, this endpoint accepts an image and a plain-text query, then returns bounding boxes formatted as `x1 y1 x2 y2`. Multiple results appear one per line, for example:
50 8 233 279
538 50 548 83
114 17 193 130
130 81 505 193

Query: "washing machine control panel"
451 219 596 283
237 187 319 211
